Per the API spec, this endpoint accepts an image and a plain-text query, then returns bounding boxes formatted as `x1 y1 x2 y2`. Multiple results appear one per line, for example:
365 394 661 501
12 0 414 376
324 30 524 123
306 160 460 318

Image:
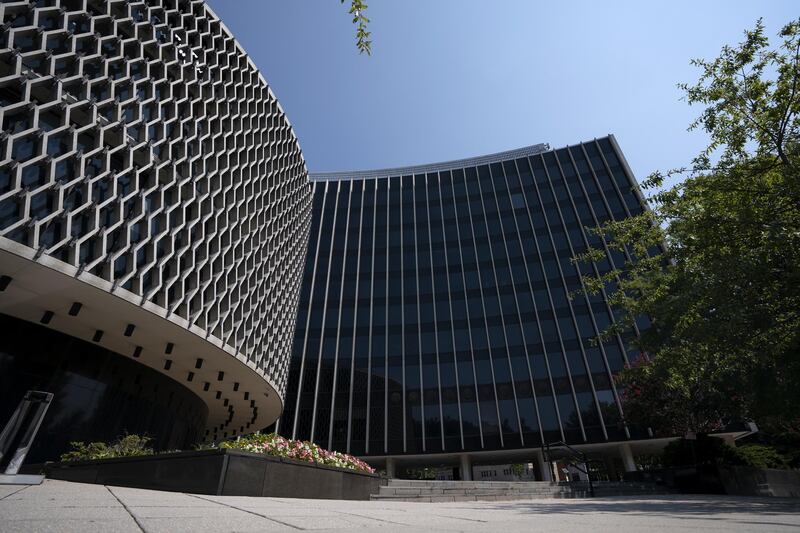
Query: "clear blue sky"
206 0 797 184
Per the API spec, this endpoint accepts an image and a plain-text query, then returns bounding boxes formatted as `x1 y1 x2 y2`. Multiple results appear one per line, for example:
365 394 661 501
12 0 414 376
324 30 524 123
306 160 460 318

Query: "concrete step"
375 491 568 499
378 486 565 495
372 479 675 502
370 493 573 502
372 479 573 501
385 480 555 489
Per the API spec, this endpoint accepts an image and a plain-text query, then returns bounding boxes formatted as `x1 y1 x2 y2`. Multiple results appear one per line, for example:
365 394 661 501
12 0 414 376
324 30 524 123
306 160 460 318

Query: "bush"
736 445 790 469
662 435 744 467
58 432 375 474
661 435 792 470
510 463 526 477
402 467 437 480
217 432 375 474
60 434 154 462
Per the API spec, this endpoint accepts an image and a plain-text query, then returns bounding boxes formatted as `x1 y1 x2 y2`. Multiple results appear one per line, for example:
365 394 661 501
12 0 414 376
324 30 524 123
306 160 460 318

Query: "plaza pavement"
0 479 798 532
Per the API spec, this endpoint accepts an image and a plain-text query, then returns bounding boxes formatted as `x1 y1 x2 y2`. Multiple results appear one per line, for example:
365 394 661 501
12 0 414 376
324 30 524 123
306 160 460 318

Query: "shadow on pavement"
456 495 800 517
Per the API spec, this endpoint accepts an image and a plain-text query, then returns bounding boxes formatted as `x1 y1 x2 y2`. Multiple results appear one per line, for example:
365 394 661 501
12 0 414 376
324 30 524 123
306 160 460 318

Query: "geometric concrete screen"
0 0 311 442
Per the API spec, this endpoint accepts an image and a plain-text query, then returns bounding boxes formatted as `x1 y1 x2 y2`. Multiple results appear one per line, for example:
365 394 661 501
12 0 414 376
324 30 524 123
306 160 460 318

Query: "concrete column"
552 462 562 482
385 457 396 478
460 454 472 481
620 443 637 472
717 434 736 447
536 450 552 481
604 455 619 481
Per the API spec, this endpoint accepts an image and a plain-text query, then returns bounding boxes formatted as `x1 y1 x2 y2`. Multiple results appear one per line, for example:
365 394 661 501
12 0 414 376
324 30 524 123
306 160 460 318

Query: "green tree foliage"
661 437 791 470
342 0 371 55
662 435 744 468
509 463 526 478
402 467 437 480
736 444 791 469
578 19 800 438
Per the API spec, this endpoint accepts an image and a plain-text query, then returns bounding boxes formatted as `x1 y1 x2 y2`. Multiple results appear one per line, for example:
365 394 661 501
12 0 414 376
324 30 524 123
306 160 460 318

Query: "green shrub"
736 445 790 469
661 436 792 470
402 467 437 480
60 435 154 462
510 463 526 477
661 435 744 467
60 441 113 462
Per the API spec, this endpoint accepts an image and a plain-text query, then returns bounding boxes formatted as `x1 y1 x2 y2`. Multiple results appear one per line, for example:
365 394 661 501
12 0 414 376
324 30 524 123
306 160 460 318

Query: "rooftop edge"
308 143 551 181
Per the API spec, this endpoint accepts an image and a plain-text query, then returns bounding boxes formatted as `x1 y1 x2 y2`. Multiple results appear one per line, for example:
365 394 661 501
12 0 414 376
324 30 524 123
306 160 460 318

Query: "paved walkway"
1 480 799 532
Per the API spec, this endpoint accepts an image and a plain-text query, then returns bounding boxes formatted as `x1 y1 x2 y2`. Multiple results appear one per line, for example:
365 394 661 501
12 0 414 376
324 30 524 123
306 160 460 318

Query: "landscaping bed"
34 448 381 499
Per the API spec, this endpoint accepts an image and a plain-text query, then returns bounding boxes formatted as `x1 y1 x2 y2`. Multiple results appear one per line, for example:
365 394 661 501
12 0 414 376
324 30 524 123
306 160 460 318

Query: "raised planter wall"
625 466 800 498
32 449 381 500
717 465 800 498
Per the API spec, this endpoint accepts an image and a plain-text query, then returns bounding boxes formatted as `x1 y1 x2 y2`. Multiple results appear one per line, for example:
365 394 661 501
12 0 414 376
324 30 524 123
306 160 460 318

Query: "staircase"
370 479 674 502
569 480 677 498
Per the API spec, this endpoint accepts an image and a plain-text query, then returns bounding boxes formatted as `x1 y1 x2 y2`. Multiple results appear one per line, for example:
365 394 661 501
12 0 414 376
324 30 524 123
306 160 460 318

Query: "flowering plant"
217 432 375 474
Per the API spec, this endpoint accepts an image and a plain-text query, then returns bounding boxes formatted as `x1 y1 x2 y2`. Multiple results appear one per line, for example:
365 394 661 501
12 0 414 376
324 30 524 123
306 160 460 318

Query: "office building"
0 0 310 461
278 137 663 478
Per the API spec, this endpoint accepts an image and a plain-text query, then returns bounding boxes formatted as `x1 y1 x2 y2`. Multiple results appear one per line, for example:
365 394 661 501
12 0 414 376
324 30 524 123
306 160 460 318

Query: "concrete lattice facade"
0 0 311 443
279 137 658 469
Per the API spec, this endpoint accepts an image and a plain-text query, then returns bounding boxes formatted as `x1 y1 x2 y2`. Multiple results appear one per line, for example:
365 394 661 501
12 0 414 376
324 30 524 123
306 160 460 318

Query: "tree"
342 0 371 55
578 19 800 438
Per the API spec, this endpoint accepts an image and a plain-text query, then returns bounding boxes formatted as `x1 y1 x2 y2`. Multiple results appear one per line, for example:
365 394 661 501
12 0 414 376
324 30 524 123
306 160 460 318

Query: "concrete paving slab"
0 518 141 533
0 480 798 532
138 515 296 533
271 514 395 529
0 485 30 500
107 486 218 506
1 481 119 507
125 504 262 519
0 503 132 521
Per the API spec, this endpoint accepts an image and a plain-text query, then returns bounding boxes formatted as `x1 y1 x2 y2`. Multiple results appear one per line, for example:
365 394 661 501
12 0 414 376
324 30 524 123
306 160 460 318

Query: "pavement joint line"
431 513 489 523
251 498 295 505
334 509 446 529
186 493 306 530
106 486 149 533
0 485 31 500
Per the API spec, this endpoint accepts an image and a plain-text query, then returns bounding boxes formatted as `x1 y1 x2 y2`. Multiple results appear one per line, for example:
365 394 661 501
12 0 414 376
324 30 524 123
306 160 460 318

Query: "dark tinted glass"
280 137 648 457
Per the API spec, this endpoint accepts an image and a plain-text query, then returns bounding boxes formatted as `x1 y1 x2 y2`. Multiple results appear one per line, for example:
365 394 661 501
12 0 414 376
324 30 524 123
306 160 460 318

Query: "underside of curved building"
277 137 677 477
0 0 311 462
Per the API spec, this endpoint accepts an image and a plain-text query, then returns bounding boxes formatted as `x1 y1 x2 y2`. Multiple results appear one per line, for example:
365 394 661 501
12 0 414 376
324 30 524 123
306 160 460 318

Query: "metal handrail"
544 441 595 497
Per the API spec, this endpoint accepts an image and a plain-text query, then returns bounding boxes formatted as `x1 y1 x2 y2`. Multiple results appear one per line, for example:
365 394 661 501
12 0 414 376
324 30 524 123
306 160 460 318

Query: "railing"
0 390 53 483
543 441 595 497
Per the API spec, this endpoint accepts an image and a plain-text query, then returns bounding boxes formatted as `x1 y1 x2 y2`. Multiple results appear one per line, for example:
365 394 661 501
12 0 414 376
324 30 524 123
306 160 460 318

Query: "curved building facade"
0 0 311 459
279 136 660 475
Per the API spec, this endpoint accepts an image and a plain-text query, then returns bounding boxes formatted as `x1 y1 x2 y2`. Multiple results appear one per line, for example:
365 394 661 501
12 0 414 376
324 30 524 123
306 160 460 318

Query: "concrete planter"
717 465 800 498
32 449 381 499
629 465 800 498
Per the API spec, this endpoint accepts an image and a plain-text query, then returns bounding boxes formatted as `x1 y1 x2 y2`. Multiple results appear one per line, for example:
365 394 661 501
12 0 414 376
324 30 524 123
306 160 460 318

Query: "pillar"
460 454 472 481
536 450 552 481
620 443 636 472
717 434 736 447
552 461 562 482
604 455 619 481
385 457 396 478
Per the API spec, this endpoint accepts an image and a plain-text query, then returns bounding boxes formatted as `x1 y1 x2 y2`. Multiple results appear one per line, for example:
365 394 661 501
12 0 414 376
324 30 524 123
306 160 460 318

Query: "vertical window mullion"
463 166 504 449
327 180 353 449
291 181 328 439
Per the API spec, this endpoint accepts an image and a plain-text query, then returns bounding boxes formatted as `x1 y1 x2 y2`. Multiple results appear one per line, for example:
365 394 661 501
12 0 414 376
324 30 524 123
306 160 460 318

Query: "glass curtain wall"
281 136 649 456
